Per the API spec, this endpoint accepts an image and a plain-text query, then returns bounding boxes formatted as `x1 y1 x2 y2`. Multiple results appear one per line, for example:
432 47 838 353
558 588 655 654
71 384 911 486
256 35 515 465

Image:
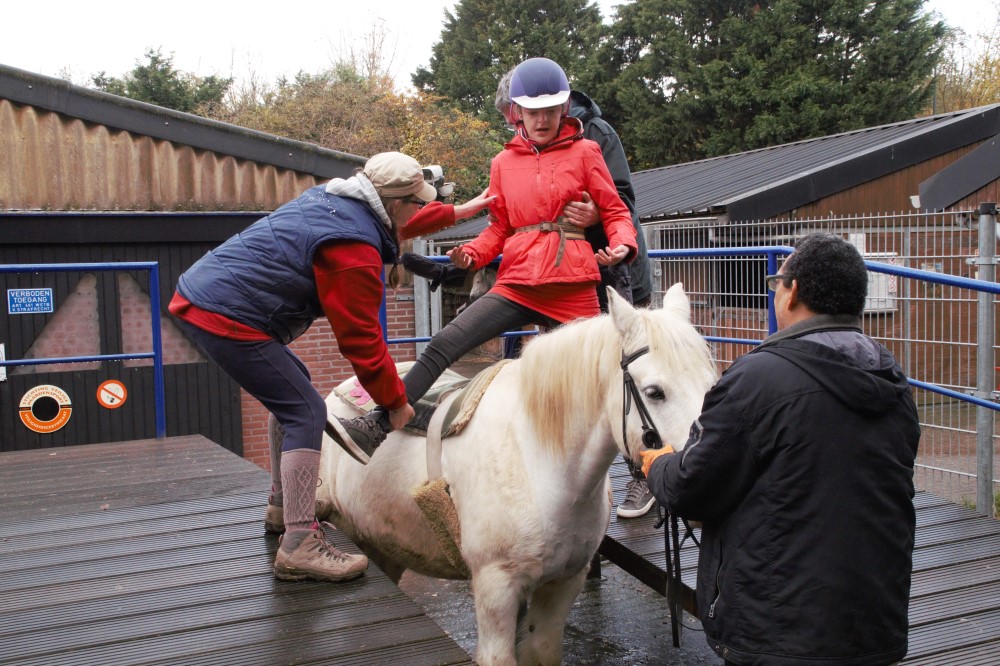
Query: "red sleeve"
313 240 407 410
399 201 456 240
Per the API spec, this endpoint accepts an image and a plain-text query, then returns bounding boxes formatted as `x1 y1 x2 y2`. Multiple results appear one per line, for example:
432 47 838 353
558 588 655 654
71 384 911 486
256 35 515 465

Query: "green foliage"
91 48 231 114
211 66 503 203
573 0 944 168
413 0 605 128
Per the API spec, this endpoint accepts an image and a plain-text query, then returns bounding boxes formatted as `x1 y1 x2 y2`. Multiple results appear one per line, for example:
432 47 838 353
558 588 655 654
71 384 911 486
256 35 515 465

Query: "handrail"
0 261 166 438
391 247 1000 415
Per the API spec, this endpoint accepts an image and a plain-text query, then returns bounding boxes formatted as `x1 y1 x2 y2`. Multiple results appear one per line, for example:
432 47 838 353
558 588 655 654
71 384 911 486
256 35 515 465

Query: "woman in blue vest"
170 152 439 583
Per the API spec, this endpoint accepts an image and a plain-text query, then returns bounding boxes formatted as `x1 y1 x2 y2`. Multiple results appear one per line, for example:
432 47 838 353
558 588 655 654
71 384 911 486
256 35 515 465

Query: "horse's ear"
663 283 692 321
608 286 639 337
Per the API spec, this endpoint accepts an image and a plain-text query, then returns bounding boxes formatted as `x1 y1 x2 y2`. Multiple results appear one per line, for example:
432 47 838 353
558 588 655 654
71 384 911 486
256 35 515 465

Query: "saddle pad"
332 361 469 417
439 359 512 437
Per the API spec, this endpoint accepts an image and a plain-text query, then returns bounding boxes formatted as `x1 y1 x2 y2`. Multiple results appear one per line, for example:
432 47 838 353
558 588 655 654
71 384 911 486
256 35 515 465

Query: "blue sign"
7 288 54 314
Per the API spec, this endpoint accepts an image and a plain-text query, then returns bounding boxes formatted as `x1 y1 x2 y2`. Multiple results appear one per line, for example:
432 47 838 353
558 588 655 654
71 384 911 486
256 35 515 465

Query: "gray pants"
403 293 560 403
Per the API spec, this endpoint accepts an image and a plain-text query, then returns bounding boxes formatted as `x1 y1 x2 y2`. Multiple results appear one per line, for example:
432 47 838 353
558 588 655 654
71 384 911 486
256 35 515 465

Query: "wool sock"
279 448 321 547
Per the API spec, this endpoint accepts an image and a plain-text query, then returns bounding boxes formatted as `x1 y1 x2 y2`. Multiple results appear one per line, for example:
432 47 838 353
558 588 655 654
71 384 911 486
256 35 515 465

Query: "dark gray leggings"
402 293 560 403
177 320 326 453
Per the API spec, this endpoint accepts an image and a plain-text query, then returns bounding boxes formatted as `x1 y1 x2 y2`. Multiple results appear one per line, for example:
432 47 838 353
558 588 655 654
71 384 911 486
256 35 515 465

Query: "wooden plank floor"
0 436 473 666
600 458 1000 664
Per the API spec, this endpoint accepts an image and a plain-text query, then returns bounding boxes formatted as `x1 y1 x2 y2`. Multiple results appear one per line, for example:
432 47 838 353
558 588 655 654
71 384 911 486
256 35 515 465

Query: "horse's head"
608 283 718 464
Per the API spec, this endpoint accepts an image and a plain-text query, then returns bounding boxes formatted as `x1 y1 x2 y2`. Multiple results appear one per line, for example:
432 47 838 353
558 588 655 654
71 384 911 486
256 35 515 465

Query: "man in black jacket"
643 232 920 666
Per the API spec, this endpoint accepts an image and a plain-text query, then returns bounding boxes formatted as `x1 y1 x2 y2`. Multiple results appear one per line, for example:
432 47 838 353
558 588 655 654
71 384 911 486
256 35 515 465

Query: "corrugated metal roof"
633 104 1000 221
0 64 366 211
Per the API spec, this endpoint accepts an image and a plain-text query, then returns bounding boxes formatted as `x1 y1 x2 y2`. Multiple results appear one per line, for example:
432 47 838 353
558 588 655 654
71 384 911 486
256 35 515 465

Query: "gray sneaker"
273 525 368 582
617 478 656 518
325 415 387 465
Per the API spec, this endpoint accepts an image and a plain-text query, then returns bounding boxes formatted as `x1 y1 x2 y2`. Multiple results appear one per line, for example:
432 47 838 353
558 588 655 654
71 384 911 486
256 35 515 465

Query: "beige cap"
364 152 437 202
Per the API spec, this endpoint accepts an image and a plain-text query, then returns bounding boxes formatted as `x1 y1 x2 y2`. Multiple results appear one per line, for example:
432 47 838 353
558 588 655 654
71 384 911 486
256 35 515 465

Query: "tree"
924 0 1000 113
599 0 946 168
92 48 231 114
212 66 501 203
412 0 605 125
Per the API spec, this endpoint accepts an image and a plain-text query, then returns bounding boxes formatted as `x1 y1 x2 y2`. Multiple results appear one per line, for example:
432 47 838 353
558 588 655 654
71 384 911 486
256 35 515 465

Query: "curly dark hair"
780 233 868 316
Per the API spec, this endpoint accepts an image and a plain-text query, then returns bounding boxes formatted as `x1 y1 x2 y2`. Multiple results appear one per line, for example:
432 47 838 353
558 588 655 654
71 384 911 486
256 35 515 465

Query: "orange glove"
640 445 674 477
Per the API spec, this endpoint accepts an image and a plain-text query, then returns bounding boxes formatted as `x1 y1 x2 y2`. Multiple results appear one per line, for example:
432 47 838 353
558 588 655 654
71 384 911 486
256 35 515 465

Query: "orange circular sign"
97 380 128 409
19 384 72 433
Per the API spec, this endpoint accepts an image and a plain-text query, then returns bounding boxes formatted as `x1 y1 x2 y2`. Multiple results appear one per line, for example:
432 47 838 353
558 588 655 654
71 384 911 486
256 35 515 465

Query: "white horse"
302 285 716 665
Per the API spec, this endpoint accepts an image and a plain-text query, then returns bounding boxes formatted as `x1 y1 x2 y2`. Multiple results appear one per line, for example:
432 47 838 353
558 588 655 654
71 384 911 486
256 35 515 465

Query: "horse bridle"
621 344 691 649
620 345 664 459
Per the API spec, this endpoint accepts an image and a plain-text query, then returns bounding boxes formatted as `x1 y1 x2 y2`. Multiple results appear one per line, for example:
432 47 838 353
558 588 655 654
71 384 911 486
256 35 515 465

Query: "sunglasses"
765 274 786 292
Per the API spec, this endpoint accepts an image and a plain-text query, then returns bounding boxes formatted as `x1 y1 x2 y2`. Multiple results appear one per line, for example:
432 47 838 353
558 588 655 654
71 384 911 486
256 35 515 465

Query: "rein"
620 346 664 461
621 345 699 649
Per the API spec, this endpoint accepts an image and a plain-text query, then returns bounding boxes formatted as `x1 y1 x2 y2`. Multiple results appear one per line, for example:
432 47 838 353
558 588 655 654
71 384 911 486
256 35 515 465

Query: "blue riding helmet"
509 58 571 109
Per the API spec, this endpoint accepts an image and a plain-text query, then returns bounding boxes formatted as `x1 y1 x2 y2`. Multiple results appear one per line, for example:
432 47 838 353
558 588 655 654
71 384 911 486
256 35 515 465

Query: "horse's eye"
644 386 666 401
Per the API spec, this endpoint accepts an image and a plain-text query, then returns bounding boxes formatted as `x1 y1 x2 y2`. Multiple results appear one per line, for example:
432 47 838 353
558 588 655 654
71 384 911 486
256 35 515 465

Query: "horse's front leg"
519 568 588 666
472 563 529 666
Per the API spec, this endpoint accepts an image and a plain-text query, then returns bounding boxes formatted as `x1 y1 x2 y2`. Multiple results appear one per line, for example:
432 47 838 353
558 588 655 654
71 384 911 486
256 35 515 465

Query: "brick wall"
242 286 418 470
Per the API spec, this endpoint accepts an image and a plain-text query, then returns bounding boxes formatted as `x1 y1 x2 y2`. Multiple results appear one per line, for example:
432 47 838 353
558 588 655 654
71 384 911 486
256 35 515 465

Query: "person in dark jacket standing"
642 232 920 666
170 152 434 584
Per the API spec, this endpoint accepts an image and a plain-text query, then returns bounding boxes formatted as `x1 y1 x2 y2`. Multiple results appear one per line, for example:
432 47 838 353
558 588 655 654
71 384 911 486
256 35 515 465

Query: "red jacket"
464 118 636 286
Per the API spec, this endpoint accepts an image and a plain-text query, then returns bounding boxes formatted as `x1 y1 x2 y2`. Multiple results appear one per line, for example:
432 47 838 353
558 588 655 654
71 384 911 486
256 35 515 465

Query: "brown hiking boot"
264 503 284 534
273 526 368 582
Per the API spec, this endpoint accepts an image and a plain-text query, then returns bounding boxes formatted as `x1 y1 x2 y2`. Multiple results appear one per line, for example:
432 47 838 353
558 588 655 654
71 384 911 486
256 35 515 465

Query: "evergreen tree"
413 0 605 124
604 0 945 168
92 48 231 114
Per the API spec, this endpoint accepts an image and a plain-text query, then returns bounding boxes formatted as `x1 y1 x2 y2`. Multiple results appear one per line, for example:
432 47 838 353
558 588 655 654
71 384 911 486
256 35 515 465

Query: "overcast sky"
1 0 993 93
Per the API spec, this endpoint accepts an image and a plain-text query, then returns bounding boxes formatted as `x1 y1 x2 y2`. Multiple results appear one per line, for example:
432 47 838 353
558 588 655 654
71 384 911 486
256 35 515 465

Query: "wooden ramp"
600 458 1000 664
0 436 473 666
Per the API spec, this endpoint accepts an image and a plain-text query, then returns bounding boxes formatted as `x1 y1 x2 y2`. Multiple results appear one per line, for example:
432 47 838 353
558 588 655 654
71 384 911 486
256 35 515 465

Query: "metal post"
149 264 167 439
412 240 431 356
975 203 998 516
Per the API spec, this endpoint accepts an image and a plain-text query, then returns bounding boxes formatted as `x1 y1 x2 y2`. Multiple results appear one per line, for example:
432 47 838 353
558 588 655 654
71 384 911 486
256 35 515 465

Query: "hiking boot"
273 525 368 582
264 499 333 534
401 252 467 291
617 478 656 518
325 415 387 465
264 503 284 534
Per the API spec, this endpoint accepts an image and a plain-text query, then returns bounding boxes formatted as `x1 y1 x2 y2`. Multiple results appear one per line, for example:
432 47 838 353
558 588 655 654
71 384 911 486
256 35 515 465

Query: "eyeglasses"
765 274 785 292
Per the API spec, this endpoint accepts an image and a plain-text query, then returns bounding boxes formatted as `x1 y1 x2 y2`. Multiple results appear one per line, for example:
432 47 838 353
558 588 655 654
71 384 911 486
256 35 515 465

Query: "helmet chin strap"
621 346 664 464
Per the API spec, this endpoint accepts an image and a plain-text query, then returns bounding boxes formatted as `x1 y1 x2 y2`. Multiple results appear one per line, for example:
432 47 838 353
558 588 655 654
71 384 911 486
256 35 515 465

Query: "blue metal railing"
392 246 1000 414
0 262 166 438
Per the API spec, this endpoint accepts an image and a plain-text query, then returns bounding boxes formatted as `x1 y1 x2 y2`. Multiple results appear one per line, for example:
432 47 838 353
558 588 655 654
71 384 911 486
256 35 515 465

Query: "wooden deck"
600 459 1000 664
0 436 473 666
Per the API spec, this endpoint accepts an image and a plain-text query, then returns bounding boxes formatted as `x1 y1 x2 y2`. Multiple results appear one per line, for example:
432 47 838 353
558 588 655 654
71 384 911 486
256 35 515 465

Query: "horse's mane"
516 307 716 452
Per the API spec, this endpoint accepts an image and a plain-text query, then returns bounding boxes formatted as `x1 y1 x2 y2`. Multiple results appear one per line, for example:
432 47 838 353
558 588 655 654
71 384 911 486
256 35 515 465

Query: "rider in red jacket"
329 58 637 459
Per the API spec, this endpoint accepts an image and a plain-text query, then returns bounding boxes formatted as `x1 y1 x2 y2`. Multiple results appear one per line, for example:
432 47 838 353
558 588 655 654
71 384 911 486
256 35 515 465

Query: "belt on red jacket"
515 218 586 266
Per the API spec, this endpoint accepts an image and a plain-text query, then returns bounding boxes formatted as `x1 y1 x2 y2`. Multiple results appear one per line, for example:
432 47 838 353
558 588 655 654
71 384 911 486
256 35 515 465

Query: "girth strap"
514 217 586 266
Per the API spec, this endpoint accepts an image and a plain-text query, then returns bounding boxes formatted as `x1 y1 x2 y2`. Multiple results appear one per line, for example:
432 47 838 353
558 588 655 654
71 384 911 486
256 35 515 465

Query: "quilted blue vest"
177 185 397 343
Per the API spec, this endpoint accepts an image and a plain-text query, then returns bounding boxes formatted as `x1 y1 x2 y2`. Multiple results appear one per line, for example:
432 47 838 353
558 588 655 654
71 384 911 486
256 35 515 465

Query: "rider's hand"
640 445 674 477
388 403 415 431
562 192 599 228
448 245 474 269
596 244 629 266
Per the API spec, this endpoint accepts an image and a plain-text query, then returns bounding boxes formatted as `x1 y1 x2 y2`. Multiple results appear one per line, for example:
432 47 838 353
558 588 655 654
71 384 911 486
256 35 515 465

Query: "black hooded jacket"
568 90 653 303
647 315 920 665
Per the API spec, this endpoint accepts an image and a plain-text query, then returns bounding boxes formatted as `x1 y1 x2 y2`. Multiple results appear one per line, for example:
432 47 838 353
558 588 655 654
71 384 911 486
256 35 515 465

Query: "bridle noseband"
621 346 664 459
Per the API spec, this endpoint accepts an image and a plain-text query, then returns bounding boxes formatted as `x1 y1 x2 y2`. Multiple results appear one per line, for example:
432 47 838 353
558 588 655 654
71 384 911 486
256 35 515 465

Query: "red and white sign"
97 380 128 409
